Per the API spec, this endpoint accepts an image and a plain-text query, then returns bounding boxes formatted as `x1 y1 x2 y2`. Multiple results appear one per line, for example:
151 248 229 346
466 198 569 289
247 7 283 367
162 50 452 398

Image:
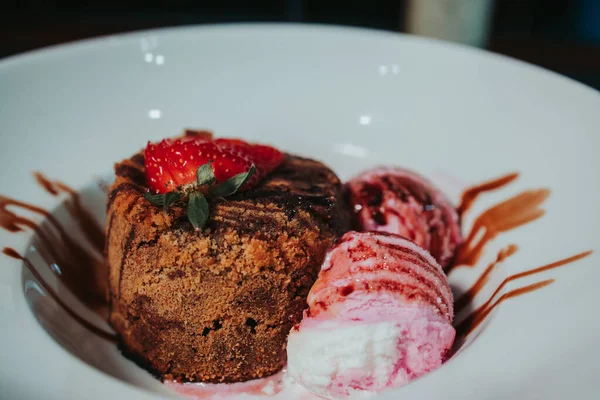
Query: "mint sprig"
144 162 254 230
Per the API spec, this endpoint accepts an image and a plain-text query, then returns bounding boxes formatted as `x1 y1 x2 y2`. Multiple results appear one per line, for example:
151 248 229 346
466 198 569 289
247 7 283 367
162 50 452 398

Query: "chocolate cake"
106 150 349 383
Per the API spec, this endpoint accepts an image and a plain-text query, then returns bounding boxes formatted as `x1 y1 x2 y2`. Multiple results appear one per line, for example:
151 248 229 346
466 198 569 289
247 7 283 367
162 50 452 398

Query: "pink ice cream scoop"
345 167 462 269
287 231 455 398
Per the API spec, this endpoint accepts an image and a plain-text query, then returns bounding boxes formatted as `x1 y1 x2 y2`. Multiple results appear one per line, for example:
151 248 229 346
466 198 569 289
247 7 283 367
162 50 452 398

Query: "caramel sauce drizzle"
450 172 550 272
457 172 519 217
452 172 593 341
454 243 519 314
454 250 592 336
455 279 555 336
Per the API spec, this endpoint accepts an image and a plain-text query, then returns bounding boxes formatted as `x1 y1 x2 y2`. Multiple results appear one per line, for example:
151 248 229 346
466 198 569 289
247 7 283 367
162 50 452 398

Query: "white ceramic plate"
1 24 599 400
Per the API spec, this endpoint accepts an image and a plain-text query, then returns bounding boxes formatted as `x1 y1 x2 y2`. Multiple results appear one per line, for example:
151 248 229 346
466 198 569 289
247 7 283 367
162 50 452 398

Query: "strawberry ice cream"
287 231 455 398
345 167 462 269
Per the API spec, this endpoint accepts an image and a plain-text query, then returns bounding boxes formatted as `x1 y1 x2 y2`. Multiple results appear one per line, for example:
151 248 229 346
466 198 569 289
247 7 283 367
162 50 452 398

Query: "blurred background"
1 0 599 89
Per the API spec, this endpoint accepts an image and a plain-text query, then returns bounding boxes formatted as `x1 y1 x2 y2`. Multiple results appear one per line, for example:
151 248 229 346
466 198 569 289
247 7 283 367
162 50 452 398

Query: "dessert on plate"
287 231 455 398
106 130 458 398
106 131 349 382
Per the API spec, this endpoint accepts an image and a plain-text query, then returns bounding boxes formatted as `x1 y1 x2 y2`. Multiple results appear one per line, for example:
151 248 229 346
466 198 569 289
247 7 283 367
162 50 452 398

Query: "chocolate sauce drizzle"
1 173 115 342
2 247 116 343
35 172 106 253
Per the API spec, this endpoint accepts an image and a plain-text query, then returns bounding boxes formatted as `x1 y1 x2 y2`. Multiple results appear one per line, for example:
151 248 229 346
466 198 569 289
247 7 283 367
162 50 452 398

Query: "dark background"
2 0 599 90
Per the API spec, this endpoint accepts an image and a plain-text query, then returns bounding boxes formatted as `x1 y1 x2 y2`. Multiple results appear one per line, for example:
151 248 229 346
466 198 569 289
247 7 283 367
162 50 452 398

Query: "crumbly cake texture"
106 151 349 383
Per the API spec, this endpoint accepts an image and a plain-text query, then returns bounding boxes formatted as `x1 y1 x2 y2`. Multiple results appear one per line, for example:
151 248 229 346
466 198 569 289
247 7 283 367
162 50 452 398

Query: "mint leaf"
144 191 166 206
164 191 184 213
210 165 255 198
196 161 215 186
187 192 209 230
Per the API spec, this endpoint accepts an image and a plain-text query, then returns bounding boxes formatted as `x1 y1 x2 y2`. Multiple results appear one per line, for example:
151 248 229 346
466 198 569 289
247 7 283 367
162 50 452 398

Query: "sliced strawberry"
145 140 176 192
252 144 286 171
211 152 252 184
145 135 284 193
213 139 284 186
213 138 252 154
163 140 221 187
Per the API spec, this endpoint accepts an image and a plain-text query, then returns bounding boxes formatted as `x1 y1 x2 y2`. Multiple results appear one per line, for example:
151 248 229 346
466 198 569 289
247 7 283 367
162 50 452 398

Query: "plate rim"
1 22 599 400
1 22 599 99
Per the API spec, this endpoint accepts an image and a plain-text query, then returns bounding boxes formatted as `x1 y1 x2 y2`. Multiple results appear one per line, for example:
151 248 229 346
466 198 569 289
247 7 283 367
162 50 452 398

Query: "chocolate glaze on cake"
106 152 349 383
